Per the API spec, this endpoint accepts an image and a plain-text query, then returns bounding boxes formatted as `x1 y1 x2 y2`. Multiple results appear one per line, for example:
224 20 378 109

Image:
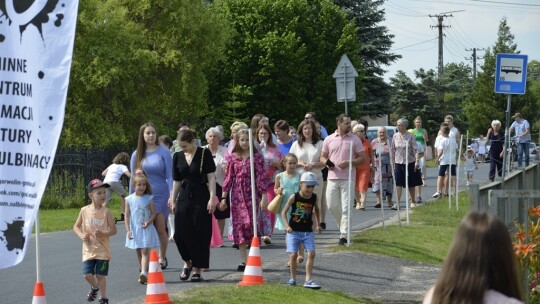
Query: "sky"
380 0 540 82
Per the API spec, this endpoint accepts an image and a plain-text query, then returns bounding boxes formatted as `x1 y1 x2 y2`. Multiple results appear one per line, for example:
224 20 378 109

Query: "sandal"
159 257 168 270
297 256 304 264
180 267 192 281
190 273 202 282
374 203 381 208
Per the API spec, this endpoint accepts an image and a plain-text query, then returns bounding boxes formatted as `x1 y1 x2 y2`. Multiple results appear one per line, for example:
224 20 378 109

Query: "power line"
470 0 540 7
391 37 438 51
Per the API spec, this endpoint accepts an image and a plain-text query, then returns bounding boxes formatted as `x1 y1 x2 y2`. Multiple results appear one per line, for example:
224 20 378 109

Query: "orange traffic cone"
238 237 264 286
31 281 47 304
144 250 172 304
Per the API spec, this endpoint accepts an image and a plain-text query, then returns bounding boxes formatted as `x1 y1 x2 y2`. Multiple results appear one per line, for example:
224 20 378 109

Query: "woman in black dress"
169 129 216 282
486 120 505 182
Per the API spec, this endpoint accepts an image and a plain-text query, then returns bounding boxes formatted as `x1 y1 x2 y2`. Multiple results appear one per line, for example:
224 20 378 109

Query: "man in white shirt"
509 112 531 167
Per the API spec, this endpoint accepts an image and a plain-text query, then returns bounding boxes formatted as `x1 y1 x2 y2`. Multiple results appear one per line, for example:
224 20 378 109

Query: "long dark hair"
135 123 158 170
431 211 523 303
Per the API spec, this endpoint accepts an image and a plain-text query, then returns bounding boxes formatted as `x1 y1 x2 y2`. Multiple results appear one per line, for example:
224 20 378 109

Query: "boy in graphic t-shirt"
281 172 322 289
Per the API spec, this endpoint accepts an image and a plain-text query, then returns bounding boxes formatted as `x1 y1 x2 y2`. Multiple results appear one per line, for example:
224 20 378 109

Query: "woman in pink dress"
220 129 267 272
256 124 282 244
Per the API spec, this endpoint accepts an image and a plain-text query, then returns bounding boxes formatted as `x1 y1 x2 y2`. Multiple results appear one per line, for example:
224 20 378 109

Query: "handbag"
267 193 282 214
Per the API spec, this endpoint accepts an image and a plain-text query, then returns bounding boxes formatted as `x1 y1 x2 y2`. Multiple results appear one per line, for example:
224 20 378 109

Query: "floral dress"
223 152 267 245
259 144 282 236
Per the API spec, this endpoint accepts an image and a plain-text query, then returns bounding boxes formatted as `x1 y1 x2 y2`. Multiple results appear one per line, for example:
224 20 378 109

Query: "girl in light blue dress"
125 170 159 285
274 154 301 230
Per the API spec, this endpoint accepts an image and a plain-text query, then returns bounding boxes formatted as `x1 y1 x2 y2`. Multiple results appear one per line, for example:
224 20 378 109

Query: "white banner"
0 0 79 269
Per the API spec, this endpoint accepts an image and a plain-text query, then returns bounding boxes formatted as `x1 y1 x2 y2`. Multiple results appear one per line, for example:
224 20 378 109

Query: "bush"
41 169 86 209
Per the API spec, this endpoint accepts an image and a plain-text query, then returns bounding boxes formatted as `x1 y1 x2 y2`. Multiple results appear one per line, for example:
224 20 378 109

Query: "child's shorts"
106 181 126 201
83 259 109 276
286 231 315 253
438 164 456 177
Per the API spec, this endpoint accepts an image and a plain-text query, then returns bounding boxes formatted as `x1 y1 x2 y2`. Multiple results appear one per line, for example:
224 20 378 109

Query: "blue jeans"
517 141 530 167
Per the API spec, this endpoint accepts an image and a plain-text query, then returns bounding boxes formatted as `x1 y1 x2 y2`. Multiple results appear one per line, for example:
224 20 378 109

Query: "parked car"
530 142 538 162
367 126 397 142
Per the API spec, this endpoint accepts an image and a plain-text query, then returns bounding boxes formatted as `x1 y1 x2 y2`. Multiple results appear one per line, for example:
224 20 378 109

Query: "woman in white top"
423 211 523 304
205 127 228 239
289 119 325 223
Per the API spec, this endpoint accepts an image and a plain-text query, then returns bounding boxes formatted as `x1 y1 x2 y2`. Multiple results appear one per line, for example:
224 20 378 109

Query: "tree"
207 0 362 128
64 0 229 147
463 18 537 137
333 0 401 117
389 63 472 137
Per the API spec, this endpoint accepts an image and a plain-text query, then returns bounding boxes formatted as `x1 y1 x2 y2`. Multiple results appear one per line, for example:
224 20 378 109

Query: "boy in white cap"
281 172 322 289
73 179 117 304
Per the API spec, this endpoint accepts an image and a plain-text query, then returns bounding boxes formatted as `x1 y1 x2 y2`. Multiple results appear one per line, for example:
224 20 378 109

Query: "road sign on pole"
495 53 528 95
333 54 358 114
494 53 528 179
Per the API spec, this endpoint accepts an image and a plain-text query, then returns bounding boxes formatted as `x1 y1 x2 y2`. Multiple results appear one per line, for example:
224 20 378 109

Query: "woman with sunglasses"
352 124 373 210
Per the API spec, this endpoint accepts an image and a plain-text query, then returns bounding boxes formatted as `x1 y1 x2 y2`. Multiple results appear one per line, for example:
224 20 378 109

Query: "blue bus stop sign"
495 53 528 95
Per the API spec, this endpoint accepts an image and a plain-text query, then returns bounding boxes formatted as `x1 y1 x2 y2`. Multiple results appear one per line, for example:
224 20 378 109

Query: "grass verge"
333 193 470 264
37 197 123 233
174 284 378 304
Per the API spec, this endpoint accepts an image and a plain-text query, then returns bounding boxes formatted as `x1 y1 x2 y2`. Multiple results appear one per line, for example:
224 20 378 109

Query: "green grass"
37 196 124 233
174 284 377 304
333 193 470 264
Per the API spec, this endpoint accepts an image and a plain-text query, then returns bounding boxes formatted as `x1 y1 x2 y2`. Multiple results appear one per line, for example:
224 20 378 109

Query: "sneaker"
87 287 99 302
287 278 296 286
262 236 272 245
303 280 321 289
415 196 422 204
138 273 147 285
320 222 326 230
237 263 246 272
391 204 398 210
432 192 441 199
338 238 347 246
410 202 416 209
98 298 109 304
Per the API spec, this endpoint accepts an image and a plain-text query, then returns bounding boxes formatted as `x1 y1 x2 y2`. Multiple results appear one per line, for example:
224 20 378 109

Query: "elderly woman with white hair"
352 123 374 210
390 118 423 210
486 120 505 182
205 126 229 239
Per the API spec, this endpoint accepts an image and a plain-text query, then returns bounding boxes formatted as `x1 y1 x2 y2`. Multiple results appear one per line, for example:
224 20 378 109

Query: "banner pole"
347 142 353 246
36 209 41 282
405 139 409 225
248 129 257 238
378 140 385 229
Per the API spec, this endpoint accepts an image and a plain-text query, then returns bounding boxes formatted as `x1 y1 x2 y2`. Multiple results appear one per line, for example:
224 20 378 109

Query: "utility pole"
429 13 451 76
429 11 463 76
465 48 485 82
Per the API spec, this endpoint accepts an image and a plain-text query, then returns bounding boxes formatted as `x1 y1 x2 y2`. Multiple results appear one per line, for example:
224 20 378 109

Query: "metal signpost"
494 53 528 179
333 54 358 114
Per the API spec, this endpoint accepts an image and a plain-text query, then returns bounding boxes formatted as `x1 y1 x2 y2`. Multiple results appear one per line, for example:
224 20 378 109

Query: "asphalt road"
1 163 492 303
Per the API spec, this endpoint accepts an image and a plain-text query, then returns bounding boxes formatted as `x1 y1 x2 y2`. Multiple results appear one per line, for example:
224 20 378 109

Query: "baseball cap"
512 112 522 119
300 172 319 186
87 179 110 192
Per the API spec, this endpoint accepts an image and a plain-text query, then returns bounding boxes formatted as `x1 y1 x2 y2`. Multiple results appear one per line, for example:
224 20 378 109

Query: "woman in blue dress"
130 123 173 269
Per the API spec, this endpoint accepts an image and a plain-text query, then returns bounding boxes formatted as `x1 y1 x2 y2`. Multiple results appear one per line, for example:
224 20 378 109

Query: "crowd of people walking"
77 110 535 300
